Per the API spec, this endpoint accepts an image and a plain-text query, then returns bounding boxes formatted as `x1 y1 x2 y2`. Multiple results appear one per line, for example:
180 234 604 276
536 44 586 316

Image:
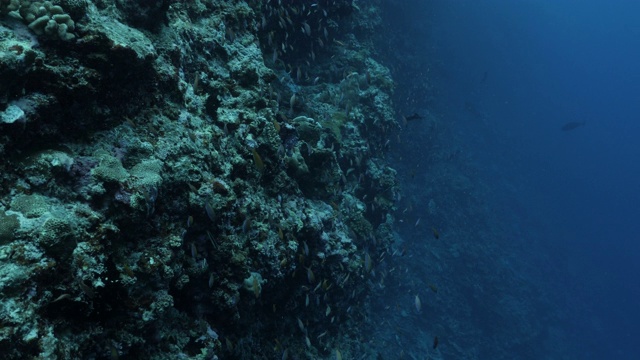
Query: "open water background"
378 1 640 358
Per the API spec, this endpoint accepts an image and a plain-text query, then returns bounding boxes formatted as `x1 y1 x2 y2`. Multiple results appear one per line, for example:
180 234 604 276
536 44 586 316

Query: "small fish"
302 21 311 36
78 281 95 298
414 294 422 313
186 215 194 228
305 293 309 307
302 241 309 256
306 267 315 284
289 93 296 112
282 348 289 360
193 72 200 93
364 252 373 273
481 70 488 83
123 117 135 128
209 273 214 288
322 279 330 291
207 231 218 248
561 121 586 131
253 276 260 298
242 216 252 233
433 336 439 349
415 218 421 227
428 283 438 293
340 273 350 287
204 202 215 221
336 349 342 360
325 305 331 317
278 226 284 240
404 112 423 121
52 293 71 303
346 168 355 177
297 317 305 332
431 227 440 239
252 149 265 173
109 343 119 360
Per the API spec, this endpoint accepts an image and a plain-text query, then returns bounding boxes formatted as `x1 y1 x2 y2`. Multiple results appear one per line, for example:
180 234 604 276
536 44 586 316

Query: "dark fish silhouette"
431 227 440 239
480 71 488 84
464 101 482 118
561 121 586 131
433 336 439 349
404 113 423 121
401 113 423 126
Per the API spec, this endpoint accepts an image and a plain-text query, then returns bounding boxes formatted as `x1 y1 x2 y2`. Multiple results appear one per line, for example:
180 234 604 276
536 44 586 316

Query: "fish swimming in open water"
431 227 440 239
404 113 423 121
561 121 586 131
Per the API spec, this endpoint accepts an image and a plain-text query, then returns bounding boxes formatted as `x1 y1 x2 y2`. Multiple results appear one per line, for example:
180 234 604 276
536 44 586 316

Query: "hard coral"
1 1 78 40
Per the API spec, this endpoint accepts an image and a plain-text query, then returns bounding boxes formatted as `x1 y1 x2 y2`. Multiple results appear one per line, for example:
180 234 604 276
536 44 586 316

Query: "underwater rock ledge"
0 0 398 358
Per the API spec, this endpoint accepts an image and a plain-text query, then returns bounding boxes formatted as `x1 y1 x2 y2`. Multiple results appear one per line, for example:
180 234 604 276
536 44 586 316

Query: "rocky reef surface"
0 0 399 358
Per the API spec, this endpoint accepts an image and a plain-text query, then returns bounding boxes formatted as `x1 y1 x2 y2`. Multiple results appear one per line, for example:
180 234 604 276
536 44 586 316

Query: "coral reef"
0 0 398 358
1 0 76 40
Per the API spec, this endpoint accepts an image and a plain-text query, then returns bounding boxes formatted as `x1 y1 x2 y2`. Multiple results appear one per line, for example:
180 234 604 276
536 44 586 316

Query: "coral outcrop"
0 0 398 358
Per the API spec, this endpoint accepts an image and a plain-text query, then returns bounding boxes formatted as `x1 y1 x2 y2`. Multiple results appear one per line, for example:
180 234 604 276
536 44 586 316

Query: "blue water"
381 0 640 358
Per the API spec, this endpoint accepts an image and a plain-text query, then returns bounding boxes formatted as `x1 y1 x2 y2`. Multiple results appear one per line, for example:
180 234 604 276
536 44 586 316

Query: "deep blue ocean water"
381 1 640 358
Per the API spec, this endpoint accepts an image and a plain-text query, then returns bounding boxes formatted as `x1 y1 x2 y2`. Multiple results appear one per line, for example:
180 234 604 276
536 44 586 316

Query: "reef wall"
0 0 398 358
